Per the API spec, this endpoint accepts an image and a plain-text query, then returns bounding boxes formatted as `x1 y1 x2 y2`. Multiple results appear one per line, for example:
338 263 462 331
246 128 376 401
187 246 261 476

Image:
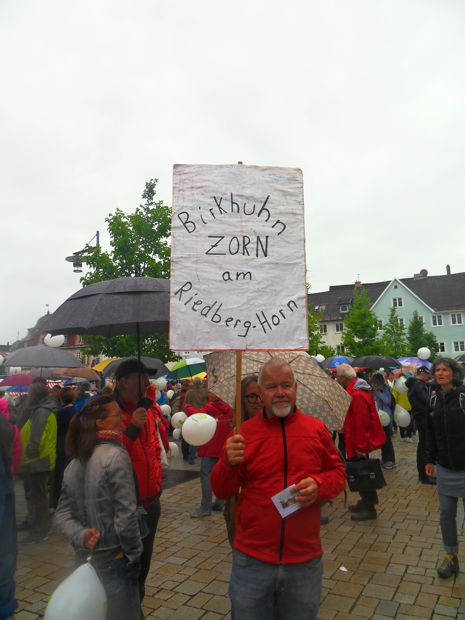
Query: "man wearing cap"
113 359 163 613
406 366 434 484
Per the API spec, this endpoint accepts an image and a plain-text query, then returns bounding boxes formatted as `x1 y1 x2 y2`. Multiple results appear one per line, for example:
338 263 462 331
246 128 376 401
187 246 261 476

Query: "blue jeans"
439 493 465 554
94 556 140 620
229 550 322 620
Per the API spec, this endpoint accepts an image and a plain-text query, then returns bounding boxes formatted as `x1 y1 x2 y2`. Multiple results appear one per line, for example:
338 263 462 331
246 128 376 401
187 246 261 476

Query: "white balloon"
378 410 391 427
168 442 179 458
181 413 217 447
160 404 171 418
154 377 167 391
171 411 187 429
44 334 65 348
315 354 325 363
172 428 181 441
417 347 431 361
394 377 408 393
393 405 411 428
44 562 106 620
166 389 174 400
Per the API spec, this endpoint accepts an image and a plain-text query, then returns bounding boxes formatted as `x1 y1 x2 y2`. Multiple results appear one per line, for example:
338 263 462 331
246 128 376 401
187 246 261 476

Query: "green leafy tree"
407 310 438 358
80 179 177 361
380 307 408 358
341 288 381 356
319 344 337 358
307 307 325 356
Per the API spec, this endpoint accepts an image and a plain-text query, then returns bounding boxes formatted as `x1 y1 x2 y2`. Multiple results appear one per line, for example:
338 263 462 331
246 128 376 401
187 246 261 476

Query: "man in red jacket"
336 364 386 521
113 359 163 616
211 357 345 620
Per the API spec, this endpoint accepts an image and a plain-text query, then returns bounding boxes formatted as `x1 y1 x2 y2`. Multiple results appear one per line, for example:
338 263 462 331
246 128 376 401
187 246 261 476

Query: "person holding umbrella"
112 359 163 611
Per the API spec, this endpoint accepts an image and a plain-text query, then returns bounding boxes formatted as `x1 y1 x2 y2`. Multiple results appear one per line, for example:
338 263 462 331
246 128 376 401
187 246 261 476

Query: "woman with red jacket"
186 392 233 518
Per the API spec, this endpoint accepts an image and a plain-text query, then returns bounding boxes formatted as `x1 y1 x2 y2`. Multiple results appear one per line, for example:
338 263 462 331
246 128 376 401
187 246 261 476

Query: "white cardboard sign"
170 164 308 350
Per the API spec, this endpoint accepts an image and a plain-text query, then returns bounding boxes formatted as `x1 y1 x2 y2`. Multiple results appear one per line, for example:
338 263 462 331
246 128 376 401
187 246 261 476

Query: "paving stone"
375 600 400 617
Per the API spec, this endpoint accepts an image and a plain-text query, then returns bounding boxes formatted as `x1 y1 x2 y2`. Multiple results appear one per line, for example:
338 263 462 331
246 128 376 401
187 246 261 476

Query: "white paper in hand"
271 484 303 519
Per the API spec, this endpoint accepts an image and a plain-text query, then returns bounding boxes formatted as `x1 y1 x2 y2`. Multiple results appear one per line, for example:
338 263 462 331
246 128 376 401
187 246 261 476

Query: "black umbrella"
350 355 401 369
5 345 83 370
43 277 170 400
103 357 169 379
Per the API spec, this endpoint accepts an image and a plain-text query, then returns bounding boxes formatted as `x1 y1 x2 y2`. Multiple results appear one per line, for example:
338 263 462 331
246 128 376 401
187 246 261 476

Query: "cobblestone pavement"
14 436 465 619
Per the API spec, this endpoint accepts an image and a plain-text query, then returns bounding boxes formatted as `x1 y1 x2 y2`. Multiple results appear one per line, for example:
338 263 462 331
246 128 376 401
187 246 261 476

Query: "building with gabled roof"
308 267 465 356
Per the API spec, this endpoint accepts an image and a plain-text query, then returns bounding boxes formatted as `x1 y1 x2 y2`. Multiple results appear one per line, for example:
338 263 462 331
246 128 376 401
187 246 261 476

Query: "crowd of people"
0 354 464 619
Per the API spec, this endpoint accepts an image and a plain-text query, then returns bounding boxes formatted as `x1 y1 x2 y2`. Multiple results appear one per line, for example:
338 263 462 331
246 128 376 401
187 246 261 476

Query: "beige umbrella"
205 350 351 430
52 367 101 382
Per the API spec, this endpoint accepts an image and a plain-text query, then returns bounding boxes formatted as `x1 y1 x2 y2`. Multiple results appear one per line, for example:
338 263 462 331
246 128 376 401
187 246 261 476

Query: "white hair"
258 357 295 385
335 363 356 379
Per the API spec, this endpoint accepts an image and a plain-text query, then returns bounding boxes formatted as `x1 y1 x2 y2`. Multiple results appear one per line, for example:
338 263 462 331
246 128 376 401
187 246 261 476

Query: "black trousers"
139 496 161 603
381 425 396 464
416 415 428 481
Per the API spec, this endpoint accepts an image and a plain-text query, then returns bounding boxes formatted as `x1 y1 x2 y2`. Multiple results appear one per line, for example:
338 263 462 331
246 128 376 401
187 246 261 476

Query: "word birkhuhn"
173 280 298 338
177 193 287 236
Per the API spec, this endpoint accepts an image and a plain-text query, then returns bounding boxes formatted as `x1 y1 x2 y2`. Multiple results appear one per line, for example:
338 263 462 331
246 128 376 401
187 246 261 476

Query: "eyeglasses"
245 393 262 404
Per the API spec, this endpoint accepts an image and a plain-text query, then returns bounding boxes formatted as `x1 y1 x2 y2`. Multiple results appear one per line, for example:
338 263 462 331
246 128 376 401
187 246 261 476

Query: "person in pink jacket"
0 398 21 476
186 392 233 518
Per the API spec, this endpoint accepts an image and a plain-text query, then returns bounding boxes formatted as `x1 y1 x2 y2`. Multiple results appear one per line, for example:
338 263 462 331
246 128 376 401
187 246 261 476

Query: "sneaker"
406 437 413 443
351 509 377 522
190 508 211 518
320 515 329 525
382 461 395 470
437 553 459 578
212 502 224 512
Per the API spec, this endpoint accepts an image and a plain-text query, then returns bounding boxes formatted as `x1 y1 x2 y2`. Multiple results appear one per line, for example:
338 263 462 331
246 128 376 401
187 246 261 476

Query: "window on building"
453 341 465 352
432 315 443 327
451 313 463 325
319 324 327 335
418 316 424 325
336 344 345 354
437 342 446 353
75 350 81 359
397 318 405 327
377 319 383 330
339 304 349 313
335 322 344 333
392 297 403 308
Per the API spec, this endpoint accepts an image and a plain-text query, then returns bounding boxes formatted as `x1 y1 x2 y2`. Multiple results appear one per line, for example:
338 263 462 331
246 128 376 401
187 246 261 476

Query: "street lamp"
65 231 100 273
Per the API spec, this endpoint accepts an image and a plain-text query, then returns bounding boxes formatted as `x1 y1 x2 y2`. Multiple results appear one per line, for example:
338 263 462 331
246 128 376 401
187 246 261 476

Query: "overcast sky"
1 0 464 345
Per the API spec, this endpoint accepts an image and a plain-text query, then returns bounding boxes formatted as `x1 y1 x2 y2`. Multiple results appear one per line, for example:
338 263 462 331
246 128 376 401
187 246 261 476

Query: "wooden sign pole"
235 350 242 432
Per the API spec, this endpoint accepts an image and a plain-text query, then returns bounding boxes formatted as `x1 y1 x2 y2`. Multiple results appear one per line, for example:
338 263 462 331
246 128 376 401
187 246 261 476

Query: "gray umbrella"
43 277 170 338
5 345 83 369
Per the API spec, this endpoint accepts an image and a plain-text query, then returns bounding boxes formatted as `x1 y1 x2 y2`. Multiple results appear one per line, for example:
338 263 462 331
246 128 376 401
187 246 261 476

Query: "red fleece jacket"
211 408 345 565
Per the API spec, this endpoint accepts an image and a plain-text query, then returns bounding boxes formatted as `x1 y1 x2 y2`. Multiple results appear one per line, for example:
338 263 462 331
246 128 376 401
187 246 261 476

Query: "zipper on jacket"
279 418 288 563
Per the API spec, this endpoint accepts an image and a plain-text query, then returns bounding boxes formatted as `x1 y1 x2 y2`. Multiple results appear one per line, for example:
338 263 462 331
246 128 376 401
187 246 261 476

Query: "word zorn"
205 235 269 258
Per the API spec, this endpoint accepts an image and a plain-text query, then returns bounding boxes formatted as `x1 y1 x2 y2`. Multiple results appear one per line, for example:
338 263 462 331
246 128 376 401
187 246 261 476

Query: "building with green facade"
308 267 465 357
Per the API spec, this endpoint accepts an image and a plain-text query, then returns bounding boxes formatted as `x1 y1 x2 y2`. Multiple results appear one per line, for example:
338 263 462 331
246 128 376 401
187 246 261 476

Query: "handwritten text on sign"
170 164 308 350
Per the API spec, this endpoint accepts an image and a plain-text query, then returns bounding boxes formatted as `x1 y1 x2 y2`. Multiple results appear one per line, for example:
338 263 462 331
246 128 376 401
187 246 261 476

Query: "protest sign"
170 164 308 350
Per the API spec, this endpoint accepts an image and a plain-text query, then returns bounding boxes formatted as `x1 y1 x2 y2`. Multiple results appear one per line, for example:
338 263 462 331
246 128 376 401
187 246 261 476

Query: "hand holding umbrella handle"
131 408 147 428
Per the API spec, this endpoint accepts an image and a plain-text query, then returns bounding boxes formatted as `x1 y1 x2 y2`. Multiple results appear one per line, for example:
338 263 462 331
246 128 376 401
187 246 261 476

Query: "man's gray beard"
271 403 292 418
